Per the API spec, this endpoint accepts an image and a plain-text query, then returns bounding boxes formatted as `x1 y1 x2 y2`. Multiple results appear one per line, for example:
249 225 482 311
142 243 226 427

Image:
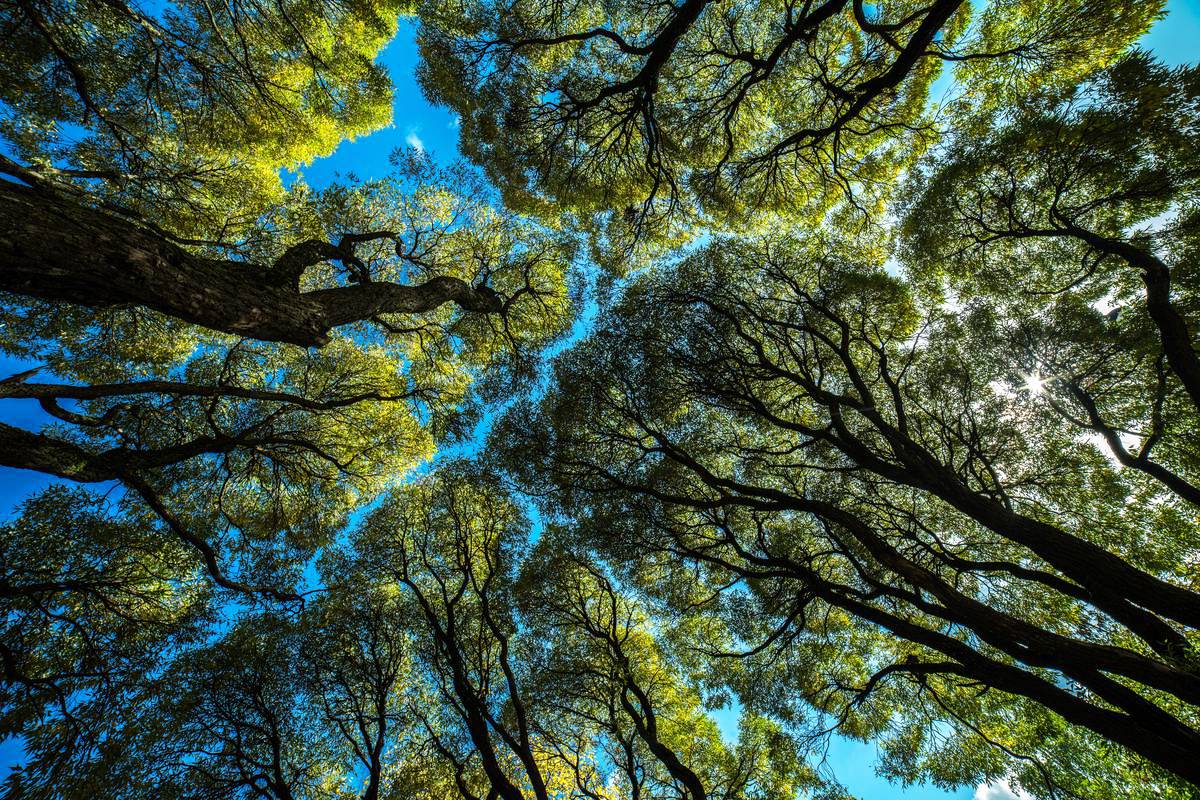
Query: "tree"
353 468 561 800
1 0 406 235
298 583 414 800
901 53 1200 479
416 0 1159 241
139 618 334 800
519 530 820 800
52 582 437 800
492 224 1200 793
0 487 212 798
0 155 569 348
0 0 573 343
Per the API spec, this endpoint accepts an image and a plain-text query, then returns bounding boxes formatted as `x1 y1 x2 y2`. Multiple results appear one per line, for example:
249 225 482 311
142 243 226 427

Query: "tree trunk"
0 182 501 347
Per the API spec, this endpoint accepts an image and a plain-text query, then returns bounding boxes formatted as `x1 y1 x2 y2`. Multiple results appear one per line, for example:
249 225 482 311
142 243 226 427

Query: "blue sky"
2 2 1199 796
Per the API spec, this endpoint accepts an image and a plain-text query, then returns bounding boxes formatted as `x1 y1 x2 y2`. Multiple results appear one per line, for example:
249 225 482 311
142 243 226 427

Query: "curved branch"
0 373 417 411
122 474 302 604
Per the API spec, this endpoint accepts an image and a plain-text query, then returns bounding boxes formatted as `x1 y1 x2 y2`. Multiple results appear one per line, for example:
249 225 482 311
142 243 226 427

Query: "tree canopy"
1 0 1198 799
416 0 1158 245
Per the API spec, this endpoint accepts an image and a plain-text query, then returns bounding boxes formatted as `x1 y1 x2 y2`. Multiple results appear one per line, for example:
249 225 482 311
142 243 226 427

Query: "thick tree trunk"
0 182 501 347
825 586 1200 786
828 405 1200 632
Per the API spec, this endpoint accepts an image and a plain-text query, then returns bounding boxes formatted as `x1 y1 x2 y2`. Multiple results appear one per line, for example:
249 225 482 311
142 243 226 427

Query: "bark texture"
0 182 502 347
